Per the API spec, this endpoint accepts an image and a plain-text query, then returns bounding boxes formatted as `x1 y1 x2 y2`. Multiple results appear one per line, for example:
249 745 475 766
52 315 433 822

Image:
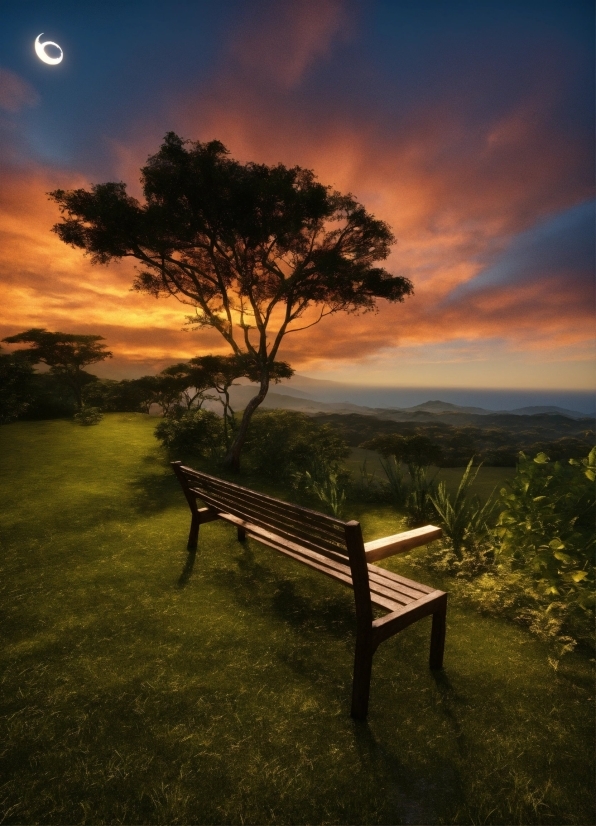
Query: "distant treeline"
312 412 595 467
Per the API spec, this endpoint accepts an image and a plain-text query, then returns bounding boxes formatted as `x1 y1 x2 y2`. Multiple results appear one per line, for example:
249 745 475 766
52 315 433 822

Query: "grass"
0 415 594 825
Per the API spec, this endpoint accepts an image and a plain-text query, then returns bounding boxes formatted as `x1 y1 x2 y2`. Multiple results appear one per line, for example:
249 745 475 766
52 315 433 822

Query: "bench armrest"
364 525 442 563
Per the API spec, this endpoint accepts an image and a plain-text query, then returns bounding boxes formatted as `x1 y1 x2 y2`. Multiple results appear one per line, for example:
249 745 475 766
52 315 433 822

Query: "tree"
2 329 112 410
0 347 35 423
159 362 216 410
50 132 413 469
186 354 293 447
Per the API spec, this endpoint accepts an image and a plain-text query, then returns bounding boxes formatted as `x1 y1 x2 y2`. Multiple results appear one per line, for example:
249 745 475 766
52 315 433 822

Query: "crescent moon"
34 33 63 65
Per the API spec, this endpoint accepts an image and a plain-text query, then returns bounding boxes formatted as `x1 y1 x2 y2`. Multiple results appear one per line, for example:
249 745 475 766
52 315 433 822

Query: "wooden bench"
172 461 447 719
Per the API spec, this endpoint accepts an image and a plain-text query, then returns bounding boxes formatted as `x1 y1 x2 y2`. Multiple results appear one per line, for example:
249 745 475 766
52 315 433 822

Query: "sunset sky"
1 0 594 401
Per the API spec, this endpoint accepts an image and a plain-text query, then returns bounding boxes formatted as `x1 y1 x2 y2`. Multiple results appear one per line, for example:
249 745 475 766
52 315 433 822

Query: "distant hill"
222 385 591 422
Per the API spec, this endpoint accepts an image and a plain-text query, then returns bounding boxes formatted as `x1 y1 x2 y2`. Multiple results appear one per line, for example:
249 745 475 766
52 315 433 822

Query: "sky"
0 0 594 404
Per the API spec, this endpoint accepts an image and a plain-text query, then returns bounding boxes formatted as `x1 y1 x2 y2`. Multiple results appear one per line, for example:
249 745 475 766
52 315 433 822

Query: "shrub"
73 406 104 426
493 449 595 650
154 409 224 460
293 454 349 518
352 459 391 503
244 410 349 481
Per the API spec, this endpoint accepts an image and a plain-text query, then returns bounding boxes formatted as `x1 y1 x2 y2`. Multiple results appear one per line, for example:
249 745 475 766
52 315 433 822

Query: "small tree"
2 329 112 410
159 362 216 410
50 132 413 469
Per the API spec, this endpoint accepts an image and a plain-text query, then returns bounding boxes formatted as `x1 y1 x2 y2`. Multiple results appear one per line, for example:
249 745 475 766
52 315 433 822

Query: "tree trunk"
222 375 269 472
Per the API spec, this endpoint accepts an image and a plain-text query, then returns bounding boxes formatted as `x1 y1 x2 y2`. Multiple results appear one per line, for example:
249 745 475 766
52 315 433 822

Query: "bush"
154 409 224 460
292 454 349 518
73 406 104 426
0 350 35 423
244 410 349 481
494 449 595 651
20 372 77 419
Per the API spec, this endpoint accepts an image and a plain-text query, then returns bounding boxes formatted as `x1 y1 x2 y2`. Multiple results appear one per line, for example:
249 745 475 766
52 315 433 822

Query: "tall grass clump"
430 458 496 576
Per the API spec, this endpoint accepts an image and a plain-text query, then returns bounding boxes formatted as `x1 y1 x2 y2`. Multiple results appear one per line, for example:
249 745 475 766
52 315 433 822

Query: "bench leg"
351 635 375 720
187 514 200 551
237 526 246 542
429 599 447 669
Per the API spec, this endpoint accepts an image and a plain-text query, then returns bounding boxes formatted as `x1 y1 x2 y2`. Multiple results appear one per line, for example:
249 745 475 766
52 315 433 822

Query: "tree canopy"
2 329 112 410
50 132 413 468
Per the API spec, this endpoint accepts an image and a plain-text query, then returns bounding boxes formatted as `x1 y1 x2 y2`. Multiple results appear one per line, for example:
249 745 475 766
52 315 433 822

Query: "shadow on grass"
128 463 182 514
351 718 460 823
207 536 357 642
177 549 197 588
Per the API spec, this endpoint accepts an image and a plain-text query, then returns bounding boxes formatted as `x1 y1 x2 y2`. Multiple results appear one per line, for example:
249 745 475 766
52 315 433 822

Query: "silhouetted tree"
50 132 413 469
159 362 216 410
2 329 112 410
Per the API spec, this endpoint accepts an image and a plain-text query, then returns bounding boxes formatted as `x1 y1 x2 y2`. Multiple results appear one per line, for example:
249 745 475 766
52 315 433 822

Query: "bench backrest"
173 463 353 564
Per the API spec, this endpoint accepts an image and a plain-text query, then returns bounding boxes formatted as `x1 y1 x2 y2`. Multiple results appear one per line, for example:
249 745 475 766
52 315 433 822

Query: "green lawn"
0 415 593 825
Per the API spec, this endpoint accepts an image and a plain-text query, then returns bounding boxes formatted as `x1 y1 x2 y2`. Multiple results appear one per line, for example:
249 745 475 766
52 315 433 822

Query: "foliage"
154 408 224 460
429 459 497 575
82 377 156 413
244 410 349 482
20 372 78 419
493 449 595 649
318 412 594 467
351 459 388 503
361 432 443 466
362 432 442 524
2 328 112 410
292 454 350 518
0 347 36 423
73 406 104 425
406 463 439 526
378 455 408 507
415 449 595 660
50 132 412 468
185 355 294 447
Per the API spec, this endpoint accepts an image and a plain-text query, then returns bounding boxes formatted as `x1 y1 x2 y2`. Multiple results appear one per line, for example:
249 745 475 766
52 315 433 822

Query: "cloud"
227 0 350 89
0 68 39 112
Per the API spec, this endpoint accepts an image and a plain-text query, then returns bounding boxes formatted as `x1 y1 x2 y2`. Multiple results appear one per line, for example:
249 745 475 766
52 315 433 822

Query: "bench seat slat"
367 568 432 600
367 565 435 594
221 513 419 610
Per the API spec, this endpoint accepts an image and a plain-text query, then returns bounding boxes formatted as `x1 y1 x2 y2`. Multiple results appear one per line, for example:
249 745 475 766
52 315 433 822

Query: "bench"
172 461 447 719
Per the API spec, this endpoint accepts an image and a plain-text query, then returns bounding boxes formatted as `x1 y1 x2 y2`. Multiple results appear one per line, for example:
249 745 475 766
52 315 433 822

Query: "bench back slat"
179 466 346 530
179 466 350 560
194 488 351 564
188 473 347 542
